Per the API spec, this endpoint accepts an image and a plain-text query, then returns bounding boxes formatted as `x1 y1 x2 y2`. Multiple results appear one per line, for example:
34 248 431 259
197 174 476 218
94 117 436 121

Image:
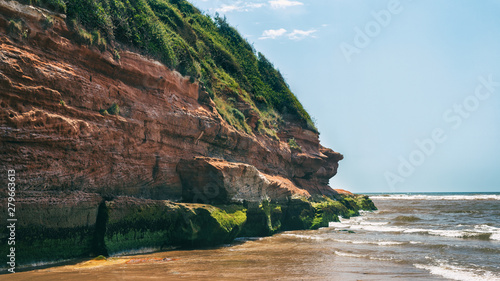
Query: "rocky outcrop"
0 192 102 265
177 157 310 204
103 198 247 255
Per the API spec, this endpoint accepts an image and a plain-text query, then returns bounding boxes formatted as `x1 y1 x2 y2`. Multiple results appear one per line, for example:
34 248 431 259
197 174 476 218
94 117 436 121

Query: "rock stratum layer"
0 0 375 268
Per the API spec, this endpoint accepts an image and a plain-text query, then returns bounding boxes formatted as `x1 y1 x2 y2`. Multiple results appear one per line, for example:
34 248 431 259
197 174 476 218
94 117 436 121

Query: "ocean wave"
333 250 366 258
414 262 500 281
370 194 500 201
329 217 500 241
280 233 327 241
475 225 500 241
362 225 495 240
491 233 500 241
333 251 395 261
332 239 405 246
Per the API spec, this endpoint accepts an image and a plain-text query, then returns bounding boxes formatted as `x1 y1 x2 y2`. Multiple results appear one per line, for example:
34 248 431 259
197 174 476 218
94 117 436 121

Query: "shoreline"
4 230 446 281
1 194 376 272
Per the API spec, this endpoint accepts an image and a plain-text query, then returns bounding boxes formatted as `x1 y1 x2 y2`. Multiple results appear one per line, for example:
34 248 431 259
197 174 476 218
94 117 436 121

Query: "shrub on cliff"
8 19 27 38
288 138 301 151
107 103 120 116
231 108 245 122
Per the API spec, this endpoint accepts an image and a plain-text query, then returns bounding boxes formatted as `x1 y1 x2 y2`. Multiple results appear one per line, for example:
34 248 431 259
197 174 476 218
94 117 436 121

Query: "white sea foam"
415 263 500 281
333 251 394 261
332 239 353 243
370 194 500 201
475 224 500 231
360 225 495 240
329 215 387 228
349 224 403 232
491 233 500 241
351 240 405 246
329 217 499 240
332 238 405 246
474 225 500 241
334 250 364 258
280 233 326 241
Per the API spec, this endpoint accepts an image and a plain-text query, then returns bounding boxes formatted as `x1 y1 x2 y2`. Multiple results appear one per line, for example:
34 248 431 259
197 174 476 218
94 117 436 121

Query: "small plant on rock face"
8 20 23 37
42 15 54 29
99 109 109 116
288 138 302 151
113 49 120 60
231 108 245 122
107 103 120 115
59 100 66 106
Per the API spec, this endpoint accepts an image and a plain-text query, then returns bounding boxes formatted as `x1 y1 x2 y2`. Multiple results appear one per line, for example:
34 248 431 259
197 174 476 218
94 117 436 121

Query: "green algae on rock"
0 192 101 266
0 193 375 267
104 198 248 255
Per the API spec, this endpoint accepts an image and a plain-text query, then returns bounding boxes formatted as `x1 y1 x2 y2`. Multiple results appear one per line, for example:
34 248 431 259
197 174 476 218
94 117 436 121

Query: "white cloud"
259 28 317 40
216 4 240 13
213 0 302 13
248 3 266 9
288 29 317 40
215 2 265 13
259 28 288 39
269 0 303 9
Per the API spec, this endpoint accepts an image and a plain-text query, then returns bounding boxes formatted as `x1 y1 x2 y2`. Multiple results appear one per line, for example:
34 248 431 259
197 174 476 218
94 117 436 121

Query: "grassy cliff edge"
14 0 317 134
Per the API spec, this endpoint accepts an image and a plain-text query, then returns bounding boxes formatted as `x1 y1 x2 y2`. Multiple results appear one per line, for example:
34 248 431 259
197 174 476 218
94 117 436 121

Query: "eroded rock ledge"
177 157 312 204
0 1 375 268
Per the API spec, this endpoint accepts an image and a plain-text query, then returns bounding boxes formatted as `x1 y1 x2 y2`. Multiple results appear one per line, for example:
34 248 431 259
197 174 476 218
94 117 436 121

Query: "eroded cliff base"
1 192 376 267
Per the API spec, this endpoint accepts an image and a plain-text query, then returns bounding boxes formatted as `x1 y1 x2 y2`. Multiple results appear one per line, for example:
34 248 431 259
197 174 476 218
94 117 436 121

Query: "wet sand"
4 234 445 281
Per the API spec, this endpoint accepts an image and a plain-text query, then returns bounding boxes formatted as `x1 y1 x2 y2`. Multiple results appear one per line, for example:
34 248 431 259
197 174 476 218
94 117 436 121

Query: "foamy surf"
332 238 406 246
329 215 500 241
370 194 500 201
333 250 395 262
415 262 500 281
280 233 327 241
327 193 500 280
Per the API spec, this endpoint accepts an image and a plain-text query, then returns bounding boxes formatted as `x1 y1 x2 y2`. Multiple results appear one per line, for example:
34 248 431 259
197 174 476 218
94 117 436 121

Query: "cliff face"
0 1 372 268
0 0 342 201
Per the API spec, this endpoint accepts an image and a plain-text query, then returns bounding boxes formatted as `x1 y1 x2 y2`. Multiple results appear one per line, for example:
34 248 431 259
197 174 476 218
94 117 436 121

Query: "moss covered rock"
104 197 248 254
0 192 376 267
0 192 101 266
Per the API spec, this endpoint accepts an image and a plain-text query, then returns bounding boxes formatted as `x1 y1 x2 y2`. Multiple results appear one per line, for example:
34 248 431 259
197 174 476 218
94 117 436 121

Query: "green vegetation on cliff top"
22 0 317 134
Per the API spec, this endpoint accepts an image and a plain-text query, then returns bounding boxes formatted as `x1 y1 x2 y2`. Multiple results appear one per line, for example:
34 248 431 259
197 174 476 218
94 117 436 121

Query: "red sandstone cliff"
0 1 343 202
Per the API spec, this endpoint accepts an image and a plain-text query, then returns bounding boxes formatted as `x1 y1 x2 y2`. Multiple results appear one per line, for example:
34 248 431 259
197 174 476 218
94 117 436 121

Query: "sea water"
7 192 500 281
326 192 500 280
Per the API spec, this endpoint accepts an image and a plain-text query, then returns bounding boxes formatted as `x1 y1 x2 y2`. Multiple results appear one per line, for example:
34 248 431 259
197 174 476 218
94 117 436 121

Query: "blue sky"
189 0 500 193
